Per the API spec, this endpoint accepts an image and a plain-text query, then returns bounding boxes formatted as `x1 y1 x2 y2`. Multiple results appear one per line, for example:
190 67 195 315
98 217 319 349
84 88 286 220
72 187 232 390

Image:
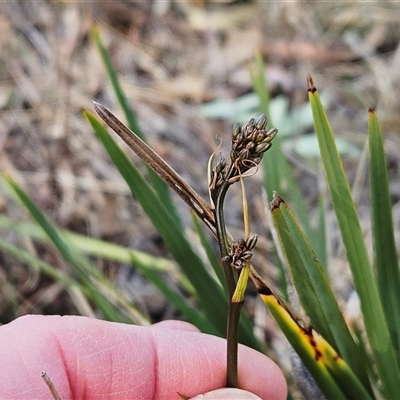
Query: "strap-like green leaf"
91 25 181 225
4 175 141 324
368 108 400 364
250 53 325 264
251 273 374 400
131 252 215 332
271 193 372 392
191 211 227 290
308 77 400 397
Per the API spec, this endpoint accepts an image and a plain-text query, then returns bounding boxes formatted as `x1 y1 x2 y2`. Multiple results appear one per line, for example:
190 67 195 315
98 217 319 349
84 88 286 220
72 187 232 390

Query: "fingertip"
150 329 287 399
237 344 287 400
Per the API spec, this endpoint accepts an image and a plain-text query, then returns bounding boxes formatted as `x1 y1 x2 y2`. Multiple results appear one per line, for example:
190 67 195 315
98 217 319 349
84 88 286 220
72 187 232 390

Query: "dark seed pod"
255 131 266 143
242 250 253 260
243 119 256 138
246 233 258 250
262 128 278 143
245 118 256 128
232 123 241 140
214 154 226 173
233 131 244 146
255 142 272 154
255 114 268 130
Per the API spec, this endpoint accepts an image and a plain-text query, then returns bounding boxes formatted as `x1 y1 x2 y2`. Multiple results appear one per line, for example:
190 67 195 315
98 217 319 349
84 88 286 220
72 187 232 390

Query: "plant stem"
213 176 242 388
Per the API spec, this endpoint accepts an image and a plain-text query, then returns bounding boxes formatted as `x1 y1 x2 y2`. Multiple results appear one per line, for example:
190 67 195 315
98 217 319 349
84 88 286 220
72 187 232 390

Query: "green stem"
213 176 242 388
226 300 243 387
214 180 235 295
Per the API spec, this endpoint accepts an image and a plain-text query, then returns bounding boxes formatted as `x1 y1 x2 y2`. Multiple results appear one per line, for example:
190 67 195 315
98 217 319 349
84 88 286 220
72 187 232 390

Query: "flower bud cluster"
208 114 277 202
222 233 258 270
230 114 277 173
209 152 228 193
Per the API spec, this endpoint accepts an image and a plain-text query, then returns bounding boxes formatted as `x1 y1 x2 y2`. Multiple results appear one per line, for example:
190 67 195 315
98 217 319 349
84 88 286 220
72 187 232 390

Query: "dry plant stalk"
41 371 61 400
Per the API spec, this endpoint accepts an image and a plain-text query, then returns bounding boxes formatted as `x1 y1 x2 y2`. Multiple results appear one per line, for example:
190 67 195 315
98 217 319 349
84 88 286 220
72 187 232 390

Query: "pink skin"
0 315 287 400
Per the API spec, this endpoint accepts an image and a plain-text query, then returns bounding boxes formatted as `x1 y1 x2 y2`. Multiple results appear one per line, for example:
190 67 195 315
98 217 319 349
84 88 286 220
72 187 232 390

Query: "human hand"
0 315 286 399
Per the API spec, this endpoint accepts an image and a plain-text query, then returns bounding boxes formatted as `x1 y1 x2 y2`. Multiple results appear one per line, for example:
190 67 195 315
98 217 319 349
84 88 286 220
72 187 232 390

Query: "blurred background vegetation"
1 1 400 397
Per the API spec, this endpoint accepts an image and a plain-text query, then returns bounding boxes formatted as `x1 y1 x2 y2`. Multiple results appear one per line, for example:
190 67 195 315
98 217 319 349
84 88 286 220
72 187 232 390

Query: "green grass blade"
90 26 181 225
315 194 328 272
91 26 142 139
191 211 226 289
271 193 372 392
250 51 281 200
0 238 100 317
0 210 200 324
0 213 196 297
0 238 83 291
308 77 400 397
255 288 346 400
0 213 173 270
250 52 320 301
253 274 374 400
322 345 375 400
3 175 140 324
132 253 215 332
368 108 400 362
252 55 331 270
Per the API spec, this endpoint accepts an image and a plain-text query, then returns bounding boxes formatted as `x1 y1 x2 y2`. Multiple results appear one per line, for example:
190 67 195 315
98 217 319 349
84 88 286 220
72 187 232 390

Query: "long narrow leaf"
0 213 174 270
368 108 400 362
315 193 328 271
132 253 215 332
249 53 331 282
191 211 226 289
250 53 313 239
308 76 400 397
4 175 142 324
271 192 372 392
0 211 196 298
91 26 181 225
91 26 142 139
250 272 374 400
0 238 100 317
0 238 83 291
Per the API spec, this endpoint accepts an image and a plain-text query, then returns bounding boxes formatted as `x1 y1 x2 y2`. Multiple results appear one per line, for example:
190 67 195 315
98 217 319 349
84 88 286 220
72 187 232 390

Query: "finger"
151 320 200 332
0 315 286 400
151 324 286 399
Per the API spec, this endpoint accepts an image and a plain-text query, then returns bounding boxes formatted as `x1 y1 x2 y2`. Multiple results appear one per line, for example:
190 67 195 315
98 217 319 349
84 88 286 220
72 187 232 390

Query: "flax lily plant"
88 77 400 399
88 73 400 398
1 27 400 399
91 102 277 389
